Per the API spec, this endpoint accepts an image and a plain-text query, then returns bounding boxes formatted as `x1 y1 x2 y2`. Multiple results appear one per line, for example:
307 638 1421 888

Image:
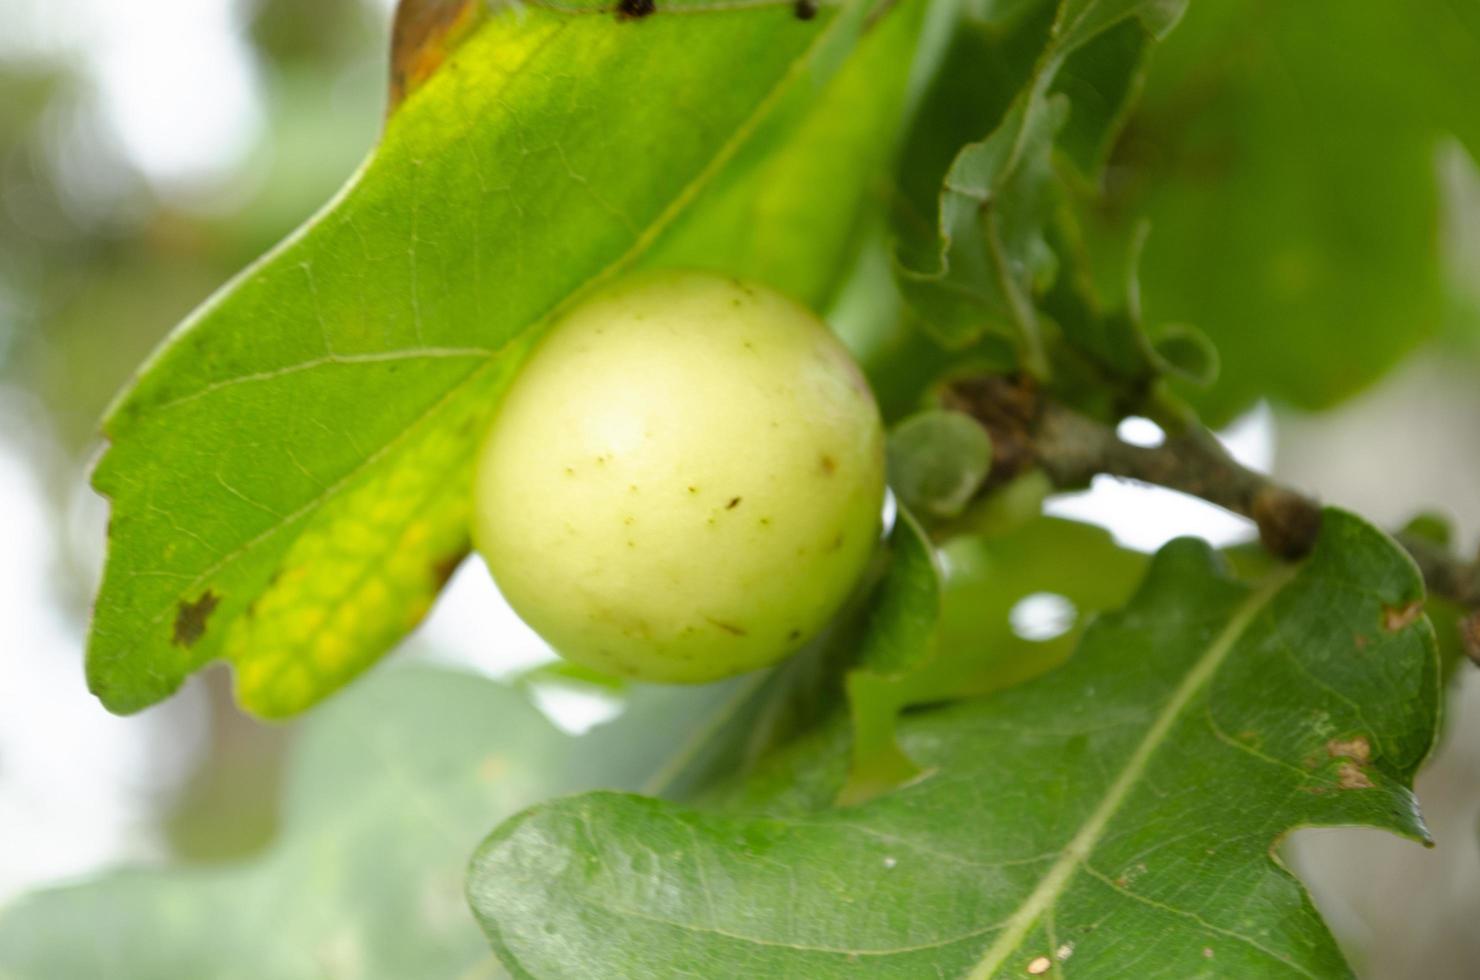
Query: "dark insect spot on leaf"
787 628 801 640
615 0 656 20
1381 600 1422 632
794 0 818 19
172 591 221 648
688 485 699 494
819 453 837 476
726 496 742 510
705 616 747 637
827 532 845 552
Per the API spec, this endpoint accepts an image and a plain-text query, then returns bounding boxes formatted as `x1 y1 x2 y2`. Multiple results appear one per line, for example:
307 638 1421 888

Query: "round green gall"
472 270 886 683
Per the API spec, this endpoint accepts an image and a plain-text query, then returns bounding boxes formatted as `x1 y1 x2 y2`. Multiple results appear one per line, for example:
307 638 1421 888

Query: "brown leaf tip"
172 590 222 648
389 0 485 113
1381 600 1423 633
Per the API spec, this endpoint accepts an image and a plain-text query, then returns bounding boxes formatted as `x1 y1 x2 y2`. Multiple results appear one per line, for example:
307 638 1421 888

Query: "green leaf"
841 510 942 801
887 410 993 519
897 83 1068 367
1086 0 1480 422
645 0 928 307
469 510 1439 977
842 515 1143 803
87 0 887 718
891 0 1186 370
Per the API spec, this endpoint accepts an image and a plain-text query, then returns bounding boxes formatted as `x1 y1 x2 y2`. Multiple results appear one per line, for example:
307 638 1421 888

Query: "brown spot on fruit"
1382 600 1423 632
172 590 221 648
819 453 838 476
726 496 742 510
704 616 747 637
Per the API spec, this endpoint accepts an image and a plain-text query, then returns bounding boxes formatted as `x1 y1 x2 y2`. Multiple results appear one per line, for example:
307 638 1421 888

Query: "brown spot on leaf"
388 0 485 113
1382 600 1423 632
1353 632 1369 650
1337 761 1374 790
172 590 221 648
616 0 656 19
704 616 747 637
1326 736 1371 764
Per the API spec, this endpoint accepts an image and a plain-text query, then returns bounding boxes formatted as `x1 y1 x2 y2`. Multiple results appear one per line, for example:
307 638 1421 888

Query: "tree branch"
944 376 1480 649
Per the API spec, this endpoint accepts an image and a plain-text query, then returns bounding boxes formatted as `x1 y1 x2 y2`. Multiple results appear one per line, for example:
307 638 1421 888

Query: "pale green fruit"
473 270 886 683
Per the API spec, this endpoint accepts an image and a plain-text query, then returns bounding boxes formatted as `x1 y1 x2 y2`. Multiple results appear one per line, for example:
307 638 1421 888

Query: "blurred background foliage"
2 0 1480 976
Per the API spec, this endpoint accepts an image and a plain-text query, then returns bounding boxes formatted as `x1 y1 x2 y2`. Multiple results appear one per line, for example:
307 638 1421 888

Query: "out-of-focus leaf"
1051 14 1160 179
0 669 590 978
887 410 993 519
87 0 888 718
0 654 879 978
1087 0 1480 423
840 511 942 801
891 0 1186 370
469 511 1439 977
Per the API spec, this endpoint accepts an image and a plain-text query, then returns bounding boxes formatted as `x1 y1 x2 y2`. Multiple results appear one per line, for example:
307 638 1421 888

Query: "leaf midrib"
963 566 1293 979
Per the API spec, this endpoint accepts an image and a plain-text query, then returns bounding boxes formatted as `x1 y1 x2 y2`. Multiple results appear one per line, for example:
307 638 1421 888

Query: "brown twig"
944 376 1480 626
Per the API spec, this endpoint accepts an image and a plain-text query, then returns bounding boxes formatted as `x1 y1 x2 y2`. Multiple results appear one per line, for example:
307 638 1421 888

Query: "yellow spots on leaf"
224 372 505 718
